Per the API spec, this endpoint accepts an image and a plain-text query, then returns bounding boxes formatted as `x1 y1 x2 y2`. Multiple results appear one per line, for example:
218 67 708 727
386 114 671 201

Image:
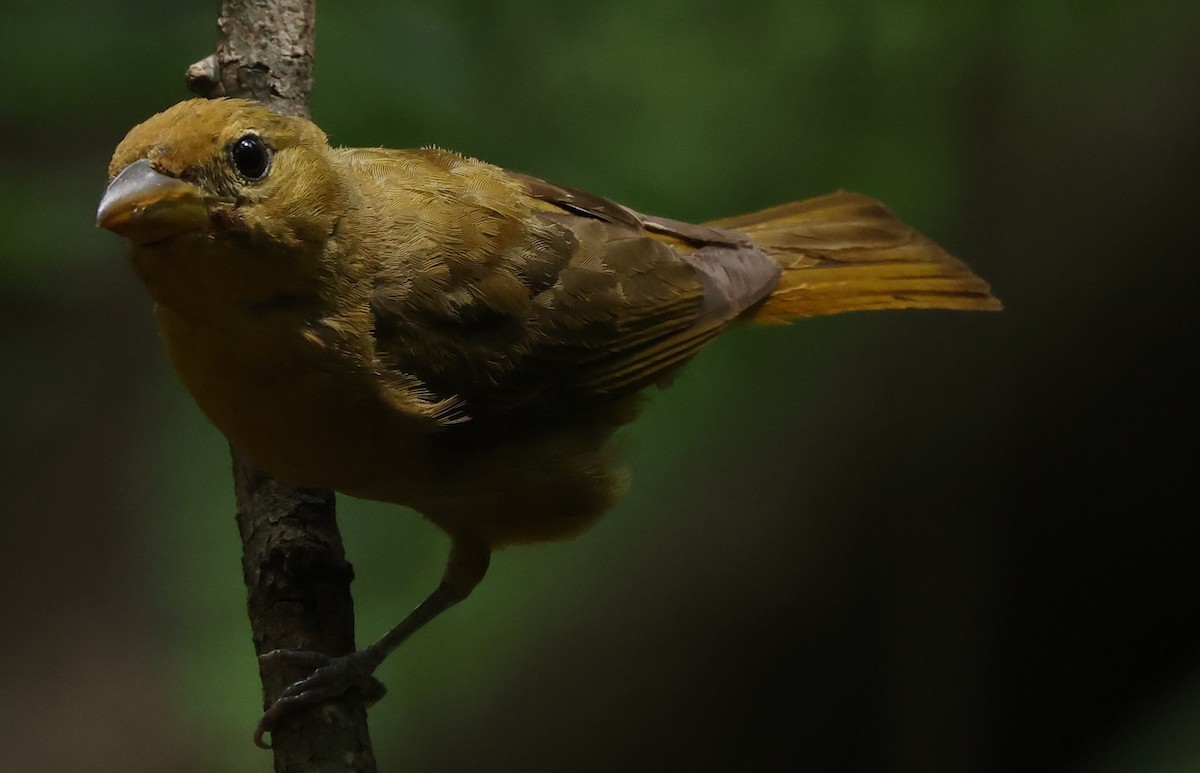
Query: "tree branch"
185 2 377 769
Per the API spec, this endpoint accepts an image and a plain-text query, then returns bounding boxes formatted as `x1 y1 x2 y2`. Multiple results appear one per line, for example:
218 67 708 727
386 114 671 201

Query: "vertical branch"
186 2 377 770
230 457 374 771
187 0 316 117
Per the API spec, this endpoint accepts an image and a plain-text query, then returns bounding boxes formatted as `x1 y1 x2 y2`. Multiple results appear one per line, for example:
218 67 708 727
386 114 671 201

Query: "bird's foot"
254 648 387 749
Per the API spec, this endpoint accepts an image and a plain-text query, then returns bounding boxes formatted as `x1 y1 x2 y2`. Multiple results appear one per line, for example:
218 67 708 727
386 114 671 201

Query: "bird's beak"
97 159 210 244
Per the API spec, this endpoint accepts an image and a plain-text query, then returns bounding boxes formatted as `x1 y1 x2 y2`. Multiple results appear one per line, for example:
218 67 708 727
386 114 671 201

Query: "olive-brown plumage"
98 98 999 744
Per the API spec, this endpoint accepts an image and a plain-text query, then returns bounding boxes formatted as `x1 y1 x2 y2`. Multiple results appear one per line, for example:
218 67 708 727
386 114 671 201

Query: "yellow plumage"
97 97 1000 742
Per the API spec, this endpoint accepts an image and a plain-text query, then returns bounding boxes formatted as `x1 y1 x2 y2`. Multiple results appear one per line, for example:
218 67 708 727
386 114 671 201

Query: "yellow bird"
97 98 1000 744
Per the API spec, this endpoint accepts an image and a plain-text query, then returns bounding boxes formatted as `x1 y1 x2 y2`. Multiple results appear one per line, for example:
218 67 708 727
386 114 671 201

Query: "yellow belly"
154 304 625 548
156 305 429 498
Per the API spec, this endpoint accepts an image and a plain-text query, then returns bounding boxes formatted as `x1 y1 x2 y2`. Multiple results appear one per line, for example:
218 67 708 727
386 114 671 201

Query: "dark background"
2 1 1198 770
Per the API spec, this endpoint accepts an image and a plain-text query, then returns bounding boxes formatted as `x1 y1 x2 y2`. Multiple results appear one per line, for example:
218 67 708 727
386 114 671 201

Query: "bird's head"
98 98 353 318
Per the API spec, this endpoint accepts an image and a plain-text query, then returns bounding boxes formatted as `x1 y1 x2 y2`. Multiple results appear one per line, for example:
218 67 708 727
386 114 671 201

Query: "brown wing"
358 149 778 430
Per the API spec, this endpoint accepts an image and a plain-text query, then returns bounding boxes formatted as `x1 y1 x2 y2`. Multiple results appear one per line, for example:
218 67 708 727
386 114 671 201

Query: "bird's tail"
706 191 1002 323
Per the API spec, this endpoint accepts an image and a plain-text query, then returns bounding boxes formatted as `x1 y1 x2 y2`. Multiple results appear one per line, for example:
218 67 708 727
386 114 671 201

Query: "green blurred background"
3 1 1199 770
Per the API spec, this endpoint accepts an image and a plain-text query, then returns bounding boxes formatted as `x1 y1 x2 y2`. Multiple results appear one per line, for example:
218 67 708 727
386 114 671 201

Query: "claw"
253 648 388 749
247 552 489 749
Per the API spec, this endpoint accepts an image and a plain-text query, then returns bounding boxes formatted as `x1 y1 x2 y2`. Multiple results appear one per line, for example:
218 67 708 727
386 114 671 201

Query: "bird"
97 97 1000 746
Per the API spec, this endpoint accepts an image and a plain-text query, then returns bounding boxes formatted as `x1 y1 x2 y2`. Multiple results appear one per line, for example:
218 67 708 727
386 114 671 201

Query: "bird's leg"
254 539 490 748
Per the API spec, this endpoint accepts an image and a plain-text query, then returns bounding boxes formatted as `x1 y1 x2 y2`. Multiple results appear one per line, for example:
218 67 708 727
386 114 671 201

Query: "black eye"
229 134 271 181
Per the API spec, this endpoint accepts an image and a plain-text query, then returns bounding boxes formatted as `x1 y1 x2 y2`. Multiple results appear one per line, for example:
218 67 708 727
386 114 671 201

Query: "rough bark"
185 2 378 770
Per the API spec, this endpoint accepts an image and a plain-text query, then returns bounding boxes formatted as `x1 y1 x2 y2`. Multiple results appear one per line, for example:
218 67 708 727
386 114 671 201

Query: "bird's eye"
229 134 271 181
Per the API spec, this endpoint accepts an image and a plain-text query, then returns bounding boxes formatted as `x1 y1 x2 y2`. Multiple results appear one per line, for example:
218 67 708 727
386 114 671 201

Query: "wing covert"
356 151 777 428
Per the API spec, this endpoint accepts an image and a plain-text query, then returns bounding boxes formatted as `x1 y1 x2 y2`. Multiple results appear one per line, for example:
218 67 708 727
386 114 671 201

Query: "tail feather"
707 192 1002 323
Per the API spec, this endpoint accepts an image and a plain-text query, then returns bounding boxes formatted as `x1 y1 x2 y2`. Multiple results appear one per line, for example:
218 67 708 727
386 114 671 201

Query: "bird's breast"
153 303 434 502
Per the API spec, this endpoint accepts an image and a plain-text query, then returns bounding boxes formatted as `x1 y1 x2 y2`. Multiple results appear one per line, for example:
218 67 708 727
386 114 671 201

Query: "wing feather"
354 150 779 430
